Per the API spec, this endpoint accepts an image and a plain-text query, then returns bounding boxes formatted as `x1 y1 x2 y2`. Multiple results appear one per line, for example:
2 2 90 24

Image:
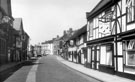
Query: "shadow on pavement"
23 60 43 66
0 59 42 82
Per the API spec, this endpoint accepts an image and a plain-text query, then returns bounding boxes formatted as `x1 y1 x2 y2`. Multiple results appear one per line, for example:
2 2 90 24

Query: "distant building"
67 25 87 64
34 44 42 57
42 40 54 55
59 28 75 58
53 35 60 55
13 18 29 61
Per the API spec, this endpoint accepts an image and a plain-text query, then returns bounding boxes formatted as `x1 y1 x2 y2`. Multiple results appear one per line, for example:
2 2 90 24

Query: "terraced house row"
59 0 135 80
0 0 30 66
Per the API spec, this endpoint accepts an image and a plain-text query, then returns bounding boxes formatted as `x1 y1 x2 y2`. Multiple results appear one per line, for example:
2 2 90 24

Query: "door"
91 46 100 70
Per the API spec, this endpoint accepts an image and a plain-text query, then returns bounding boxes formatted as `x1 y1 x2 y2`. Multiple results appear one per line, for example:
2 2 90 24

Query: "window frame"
126 0 135 24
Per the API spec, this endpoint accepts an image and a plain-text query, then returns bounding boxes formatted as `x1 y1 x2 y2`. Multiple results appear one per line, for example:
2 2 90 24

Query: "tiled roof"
13 18 23 31
42 40 54 44
86 0 111 19
60 31 75 42
0 6 7 16
0 6 14 19
69 25 87 40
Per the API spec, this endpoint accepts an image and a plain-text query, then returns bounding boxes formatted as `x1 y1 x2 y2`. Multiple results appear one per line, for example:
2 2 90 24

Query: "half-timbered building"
86 0 135 80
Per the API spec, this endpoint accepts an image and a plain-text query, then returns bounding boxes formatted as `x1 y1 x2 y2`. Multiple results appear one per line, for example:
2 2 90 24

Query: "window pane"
127 0 135 22
122 0 126 14
100 46 106 64
117 42 123 55
126 40 135 66
92 51 94 60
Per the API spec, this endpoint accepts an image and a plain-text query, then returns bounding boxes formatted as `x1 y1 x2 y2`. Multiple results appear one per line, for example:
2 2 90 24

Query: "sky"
11 0 100 45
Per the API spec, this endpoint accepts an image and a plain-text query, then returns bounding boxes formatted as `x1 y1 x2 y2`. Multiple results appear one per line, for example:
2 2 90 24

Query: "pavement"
0 57 38 82
57 56 135 82
1 56 135 82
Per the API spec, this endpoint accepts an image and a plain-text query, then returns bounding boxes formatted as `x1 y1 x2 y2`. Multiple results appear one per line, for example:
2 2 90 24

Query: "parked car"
37 54 42 57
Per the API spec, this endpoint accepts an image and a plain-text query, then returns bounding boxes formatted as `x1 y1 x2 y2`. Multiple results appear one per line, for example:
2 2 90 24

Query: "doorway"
91 46 100 70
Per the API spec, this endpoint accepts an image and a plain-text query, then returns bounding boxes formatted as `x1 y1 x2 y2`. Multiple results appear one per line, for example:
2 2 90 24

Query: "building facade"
42 40 54 55
86 0 135 80
53 35 60 55
68 25 87 64
0 0 15 65
34 44 42 57
13 18 28 61
59 28 74 59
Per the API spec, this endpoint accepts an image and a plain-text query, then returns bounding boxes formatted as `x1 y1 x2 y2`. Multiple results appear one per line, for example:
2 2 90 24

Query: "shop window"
100 45 113 66
117 42 123 55
87 48 91 63
106 45 113 65
118 58 123 72
126 40 135 66
100 46 106 64
127 0 135 23
124 40 135 74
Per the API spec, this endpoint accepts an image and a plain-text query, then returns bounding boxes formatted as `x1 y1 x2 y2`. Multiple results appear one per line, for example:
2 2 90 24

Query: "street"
3 55 101 82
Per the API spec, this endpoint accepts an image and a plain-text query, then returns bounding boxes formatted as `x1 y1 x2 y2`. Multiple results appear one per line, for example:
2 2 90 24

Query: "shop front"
87 35 115 73
117 30 135 80
99 43 114 74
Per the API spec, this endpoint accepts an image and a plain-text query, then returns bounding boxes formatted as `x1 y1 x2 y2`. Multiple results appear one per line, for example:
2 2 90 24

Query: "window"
89 20 93 37
124 40 135 74
126 40 135 66
127 0 135 23
100 44 113 66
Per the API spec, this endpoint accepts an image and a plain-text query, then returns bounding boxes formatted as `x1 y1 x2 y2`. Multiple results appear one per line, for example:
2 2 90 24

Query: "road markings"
26 58 41 82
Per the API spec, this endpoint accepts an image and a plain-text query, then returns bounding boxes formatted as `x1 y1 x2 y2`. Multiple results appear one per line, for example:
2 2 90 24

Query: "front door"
91 46 100 70
78 51 81 64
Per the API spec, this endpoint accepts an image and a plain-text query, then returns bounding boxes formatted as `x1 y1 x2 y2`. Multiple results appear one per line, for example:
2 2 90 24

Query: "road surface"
4 55 101 82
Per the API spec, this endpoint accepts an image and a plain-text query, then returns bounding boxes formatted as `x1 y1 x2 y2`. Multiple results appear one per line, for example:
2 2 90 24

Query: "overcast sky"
11 0 100 45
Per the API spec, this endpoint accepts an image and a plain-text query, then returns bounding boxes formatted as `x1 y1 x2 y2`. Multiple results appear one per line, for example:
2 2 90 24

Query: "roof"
13 18 23 31
0 6 7 16
24 32 30 38
69 25 87 40
86 0 111 19
0 6 14 20
60 31 75 42
42 40 54 44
